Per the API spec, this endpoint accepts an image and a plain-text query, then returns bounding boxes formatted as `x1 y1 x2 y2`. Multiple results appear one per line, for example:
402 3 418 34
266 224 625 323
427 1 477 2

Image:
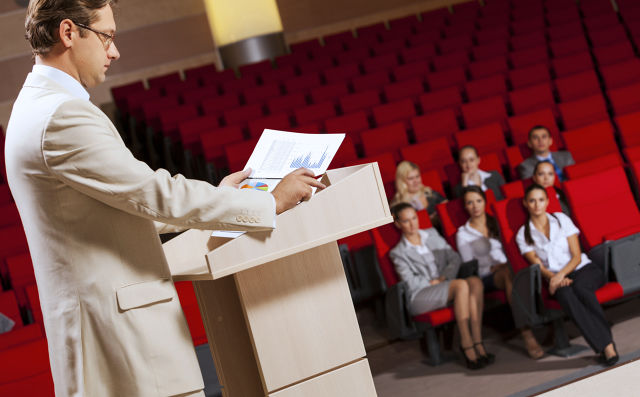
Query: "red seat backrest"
361 122 409 158
461 96 508 129
346 152 397 183
615 110 640 147
562 120 618 162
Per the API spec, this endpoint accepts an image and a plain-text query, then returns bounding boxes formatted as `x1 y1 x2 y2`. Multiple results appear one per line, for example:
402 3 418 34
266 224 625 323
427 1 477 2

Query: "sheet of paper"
210 230 246 238
243 129 346 179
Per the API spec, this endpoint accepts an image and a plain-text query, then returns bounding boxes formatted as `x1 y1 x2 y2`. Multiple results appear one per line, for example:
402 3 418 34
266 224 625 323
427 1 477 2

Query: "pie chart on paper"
241 181 269 191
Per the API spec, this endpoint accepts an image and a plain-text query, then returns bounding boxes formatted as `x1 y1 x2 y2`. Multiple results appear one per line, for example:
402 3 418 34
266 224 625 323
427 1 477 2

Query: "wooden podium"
163 164 391 396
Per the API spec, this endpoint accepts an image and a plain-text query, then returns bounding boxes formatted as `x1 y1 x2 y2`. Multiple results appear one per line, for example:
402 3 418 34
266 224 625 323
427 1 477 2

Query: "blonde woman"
391 161 446 221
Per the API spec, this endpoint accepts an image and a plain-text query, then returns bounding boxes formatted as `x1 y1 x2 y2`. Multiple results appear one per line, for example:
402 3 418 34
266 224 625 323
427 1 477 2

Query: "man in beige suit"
4 1 323 396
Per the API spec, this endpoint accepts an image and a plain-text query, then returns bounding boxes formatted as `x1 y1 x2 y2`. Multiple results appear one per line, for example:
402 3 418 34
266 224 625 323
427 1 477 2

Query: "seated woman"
516 184 619 366
453 145 505 200
456 186 544 359
390 202 494 369
391 161 446 224
532 160 571 215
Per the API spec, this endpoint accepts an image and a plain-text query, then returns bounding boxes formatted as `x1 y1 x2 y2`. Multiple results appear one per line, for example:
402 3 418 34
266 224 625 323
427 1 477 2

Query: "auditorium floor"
364 298 640 397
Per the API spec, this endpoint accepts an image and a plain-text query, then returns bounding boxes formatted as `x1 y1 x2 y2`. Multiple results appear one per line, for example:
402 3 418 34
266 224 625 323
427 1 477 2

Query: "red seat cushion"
413 307 456 327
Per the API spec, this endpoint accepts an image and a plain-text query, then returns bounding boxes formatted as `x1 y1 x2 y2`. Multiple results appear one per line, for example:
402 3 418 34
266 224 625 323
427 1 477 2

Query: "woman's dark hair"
391 202 415 221
462 186 500 239
522 183 559 245
533 159 554 175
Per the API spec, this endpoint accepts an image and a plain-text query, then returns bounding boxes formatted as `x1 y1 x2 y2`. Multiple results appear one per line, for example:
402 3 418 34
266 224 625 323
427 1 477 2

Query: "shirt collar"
528 213 559 243
535 152 553 162
477 169 491 181
463 221 484 237
32 64 90 101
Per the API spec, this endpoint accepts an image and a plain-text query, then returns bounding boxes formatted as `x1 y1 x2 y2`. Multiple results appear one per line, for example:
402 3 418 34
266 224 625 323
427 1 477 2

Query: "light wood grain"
235 242 366 392
193 279 264 397
269 359 377 397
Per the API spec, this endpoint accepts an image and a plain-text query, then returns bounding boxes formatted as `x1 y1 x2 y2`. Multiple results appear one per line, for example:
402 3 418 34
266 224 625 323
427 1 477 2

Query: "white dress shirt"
31 64 90 101
516 212 590 273
466 169 492 192
456 221 507 277
403 232 440 280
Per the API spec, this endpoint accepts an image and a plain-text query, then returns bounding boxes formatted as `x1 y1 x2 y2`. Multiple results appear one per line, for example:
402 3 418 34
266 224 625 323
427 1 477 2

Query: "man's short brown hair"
25 0 117 56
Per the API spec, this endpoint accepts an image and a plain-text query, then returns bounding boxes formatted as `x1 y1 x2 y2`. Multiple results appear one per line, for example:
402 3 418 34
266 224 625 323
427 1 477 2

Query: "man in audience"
517 125 574 181
4 1 323 396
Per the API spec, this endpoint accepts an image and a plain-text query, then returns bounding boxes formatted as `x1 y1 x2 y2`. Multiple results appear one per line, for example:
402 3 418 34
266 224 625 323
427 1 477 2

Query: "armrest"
511 264 542 329
456 259 478 279
384 281 423 340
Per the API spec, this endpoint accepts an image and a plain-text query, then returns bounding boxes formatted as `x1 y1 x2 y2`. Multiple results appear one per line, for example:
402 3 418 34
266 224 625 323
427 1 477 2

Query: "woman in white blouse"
516 184 619 366
456 186 543 359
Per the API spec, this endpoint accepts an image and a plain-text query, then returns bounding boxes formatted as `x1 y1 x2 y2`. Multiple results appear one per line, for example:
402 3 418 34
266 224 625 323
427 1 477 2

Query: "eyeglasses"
74 22 115 49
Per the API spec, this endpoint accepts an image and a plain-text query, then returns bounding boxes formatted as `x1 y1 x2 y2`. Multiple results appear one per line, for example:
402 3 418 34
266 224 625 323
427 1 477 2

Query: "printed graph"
290 147 328 169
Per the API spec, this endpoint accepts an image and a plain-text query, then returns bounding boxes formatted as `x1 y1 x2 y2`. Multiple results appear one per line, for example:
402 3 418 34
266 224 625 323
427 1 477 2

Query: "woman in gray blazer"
389 203 493 369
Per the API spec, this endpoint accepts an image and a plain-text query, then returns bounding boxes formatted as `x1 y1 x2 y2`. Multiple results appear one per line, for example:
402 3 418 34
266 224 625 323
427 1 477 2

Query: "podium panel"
269 359 376 397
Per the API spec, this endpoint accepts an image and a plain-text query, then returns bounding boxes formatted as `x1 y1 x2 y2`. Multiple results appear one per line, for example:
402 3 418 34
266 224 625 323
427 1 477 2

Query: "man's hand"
271 168 326 214
219 168 252 188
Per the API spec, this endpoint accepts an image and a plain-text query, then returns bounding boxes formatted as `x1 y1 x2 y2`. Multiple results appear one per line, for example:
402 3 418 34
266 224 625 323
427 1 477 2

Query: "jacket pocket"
116 278 173 311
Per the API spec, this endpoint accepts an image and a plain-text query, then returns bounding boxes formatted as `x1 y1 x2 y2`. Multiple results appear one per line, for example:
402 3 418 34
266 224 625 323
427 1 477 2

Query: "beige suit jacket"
4 72 275 397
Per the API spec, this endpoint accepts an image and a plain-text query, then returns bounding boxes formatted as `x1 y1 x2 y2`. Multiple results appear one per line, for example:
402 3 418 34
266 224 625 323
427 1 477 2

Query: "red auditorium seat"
147 72 181 90
243 83 281 104
0 290 23 329
510 31 546 51
179 86 218 107
511 16 545 36
510 45 549 69
174 281 207 346
352 71 391 92
238 60 272 78
222 103 264 128
6 253 35 306
400 43 437 64
248 113 291 139
266 92 307 115
310 82 349 104
0 185 12 205
363 53 399 74
284 73 322 93
158 104 199 142
0 203 21 228
200 126 246 168
465 74 507 101
509 82 556 116
294 102 336 125
323 63 361 84
468 56 508 79
26 284 43 329
426 67 466 91
0 339 53 393
454 123 507 162
221 77 259 94
559 94 609 130
200 94 240 117
289 38 321 54
290 123 321 133
331 136 358 167
372 99 416 128
615 111 640 147
163 80 199 97
0 226 30 281
297 57 334 75
275 52 310 68
224 138 259 173
550 35 589 58
551 51 595 78
361 123 409 158
261 65 296 84
564 152 623 180
547 21 583 41
593 41 636 67
420 169 446 197
432 51 470 72
583 10 619 29
178 115 220 155
555 70 601 103
608 81 640 116
392 61 430 82
461 96 508 129
339 89 381 116
383 78 425 102
185 65 232 87
411 108 459 146
140 96 180 132
374 38 407 56
588 24 629 48
475 27 510 45
508 108 561 147
435 194 497 249
508 63 551 90
111 81 144 111
601 59 640 89
562 121 619 163
324 30 355 47
472 41 509 61
564 167 640 251
324 111 370 145
419 86 463 116
400 138 455 182
437 35 473 54
346 152 396 183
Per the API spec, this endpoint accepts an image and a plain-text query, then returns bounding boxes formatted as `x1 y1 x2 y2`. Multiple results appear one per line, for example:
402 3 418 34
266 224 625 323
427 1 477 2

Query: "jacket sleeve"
390 247 430 292
42 99 275 231
428 228 462 280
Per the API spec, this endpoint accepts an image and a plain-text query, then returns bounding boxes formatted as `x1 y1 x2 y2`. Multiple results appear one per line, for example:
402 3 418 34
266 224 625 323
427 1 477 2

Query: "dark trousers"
555 262 612 353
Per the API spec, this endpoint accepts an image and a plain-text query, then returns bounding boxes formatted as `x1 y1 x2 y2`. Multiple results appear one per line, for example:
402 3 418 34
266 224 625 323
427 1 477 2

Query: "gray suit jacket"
5 72 275 397
389 228 461 303
517 151 575 180
453 170 505 200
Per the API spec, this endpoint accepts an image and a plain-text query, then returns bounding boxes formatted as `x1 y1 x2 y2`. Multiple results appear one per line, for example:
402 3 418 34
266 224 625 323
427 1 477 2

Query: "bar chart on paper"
246 130 345 179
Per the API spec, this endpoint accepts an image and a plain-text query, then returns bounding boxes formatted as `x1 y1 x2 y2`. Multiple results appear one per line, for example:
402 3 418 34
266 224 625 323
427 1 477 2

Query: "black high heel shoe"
474 341 496 366
460 345 485 370
601 343 619 367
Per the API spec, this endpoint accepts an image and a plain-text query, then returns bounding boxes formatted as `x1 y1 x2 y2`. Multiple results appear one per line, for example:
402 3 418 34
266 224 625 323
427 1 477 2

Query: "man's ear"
527 140 533 149
59 19 75 49
548 137 553 148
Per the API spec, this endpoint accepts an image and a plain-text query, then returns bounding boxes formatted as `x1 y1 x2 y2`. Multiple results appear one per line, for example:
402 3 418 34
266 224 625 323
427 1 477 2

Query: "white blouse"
465 169 492 192
516 212 590 273
456 221 507 277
